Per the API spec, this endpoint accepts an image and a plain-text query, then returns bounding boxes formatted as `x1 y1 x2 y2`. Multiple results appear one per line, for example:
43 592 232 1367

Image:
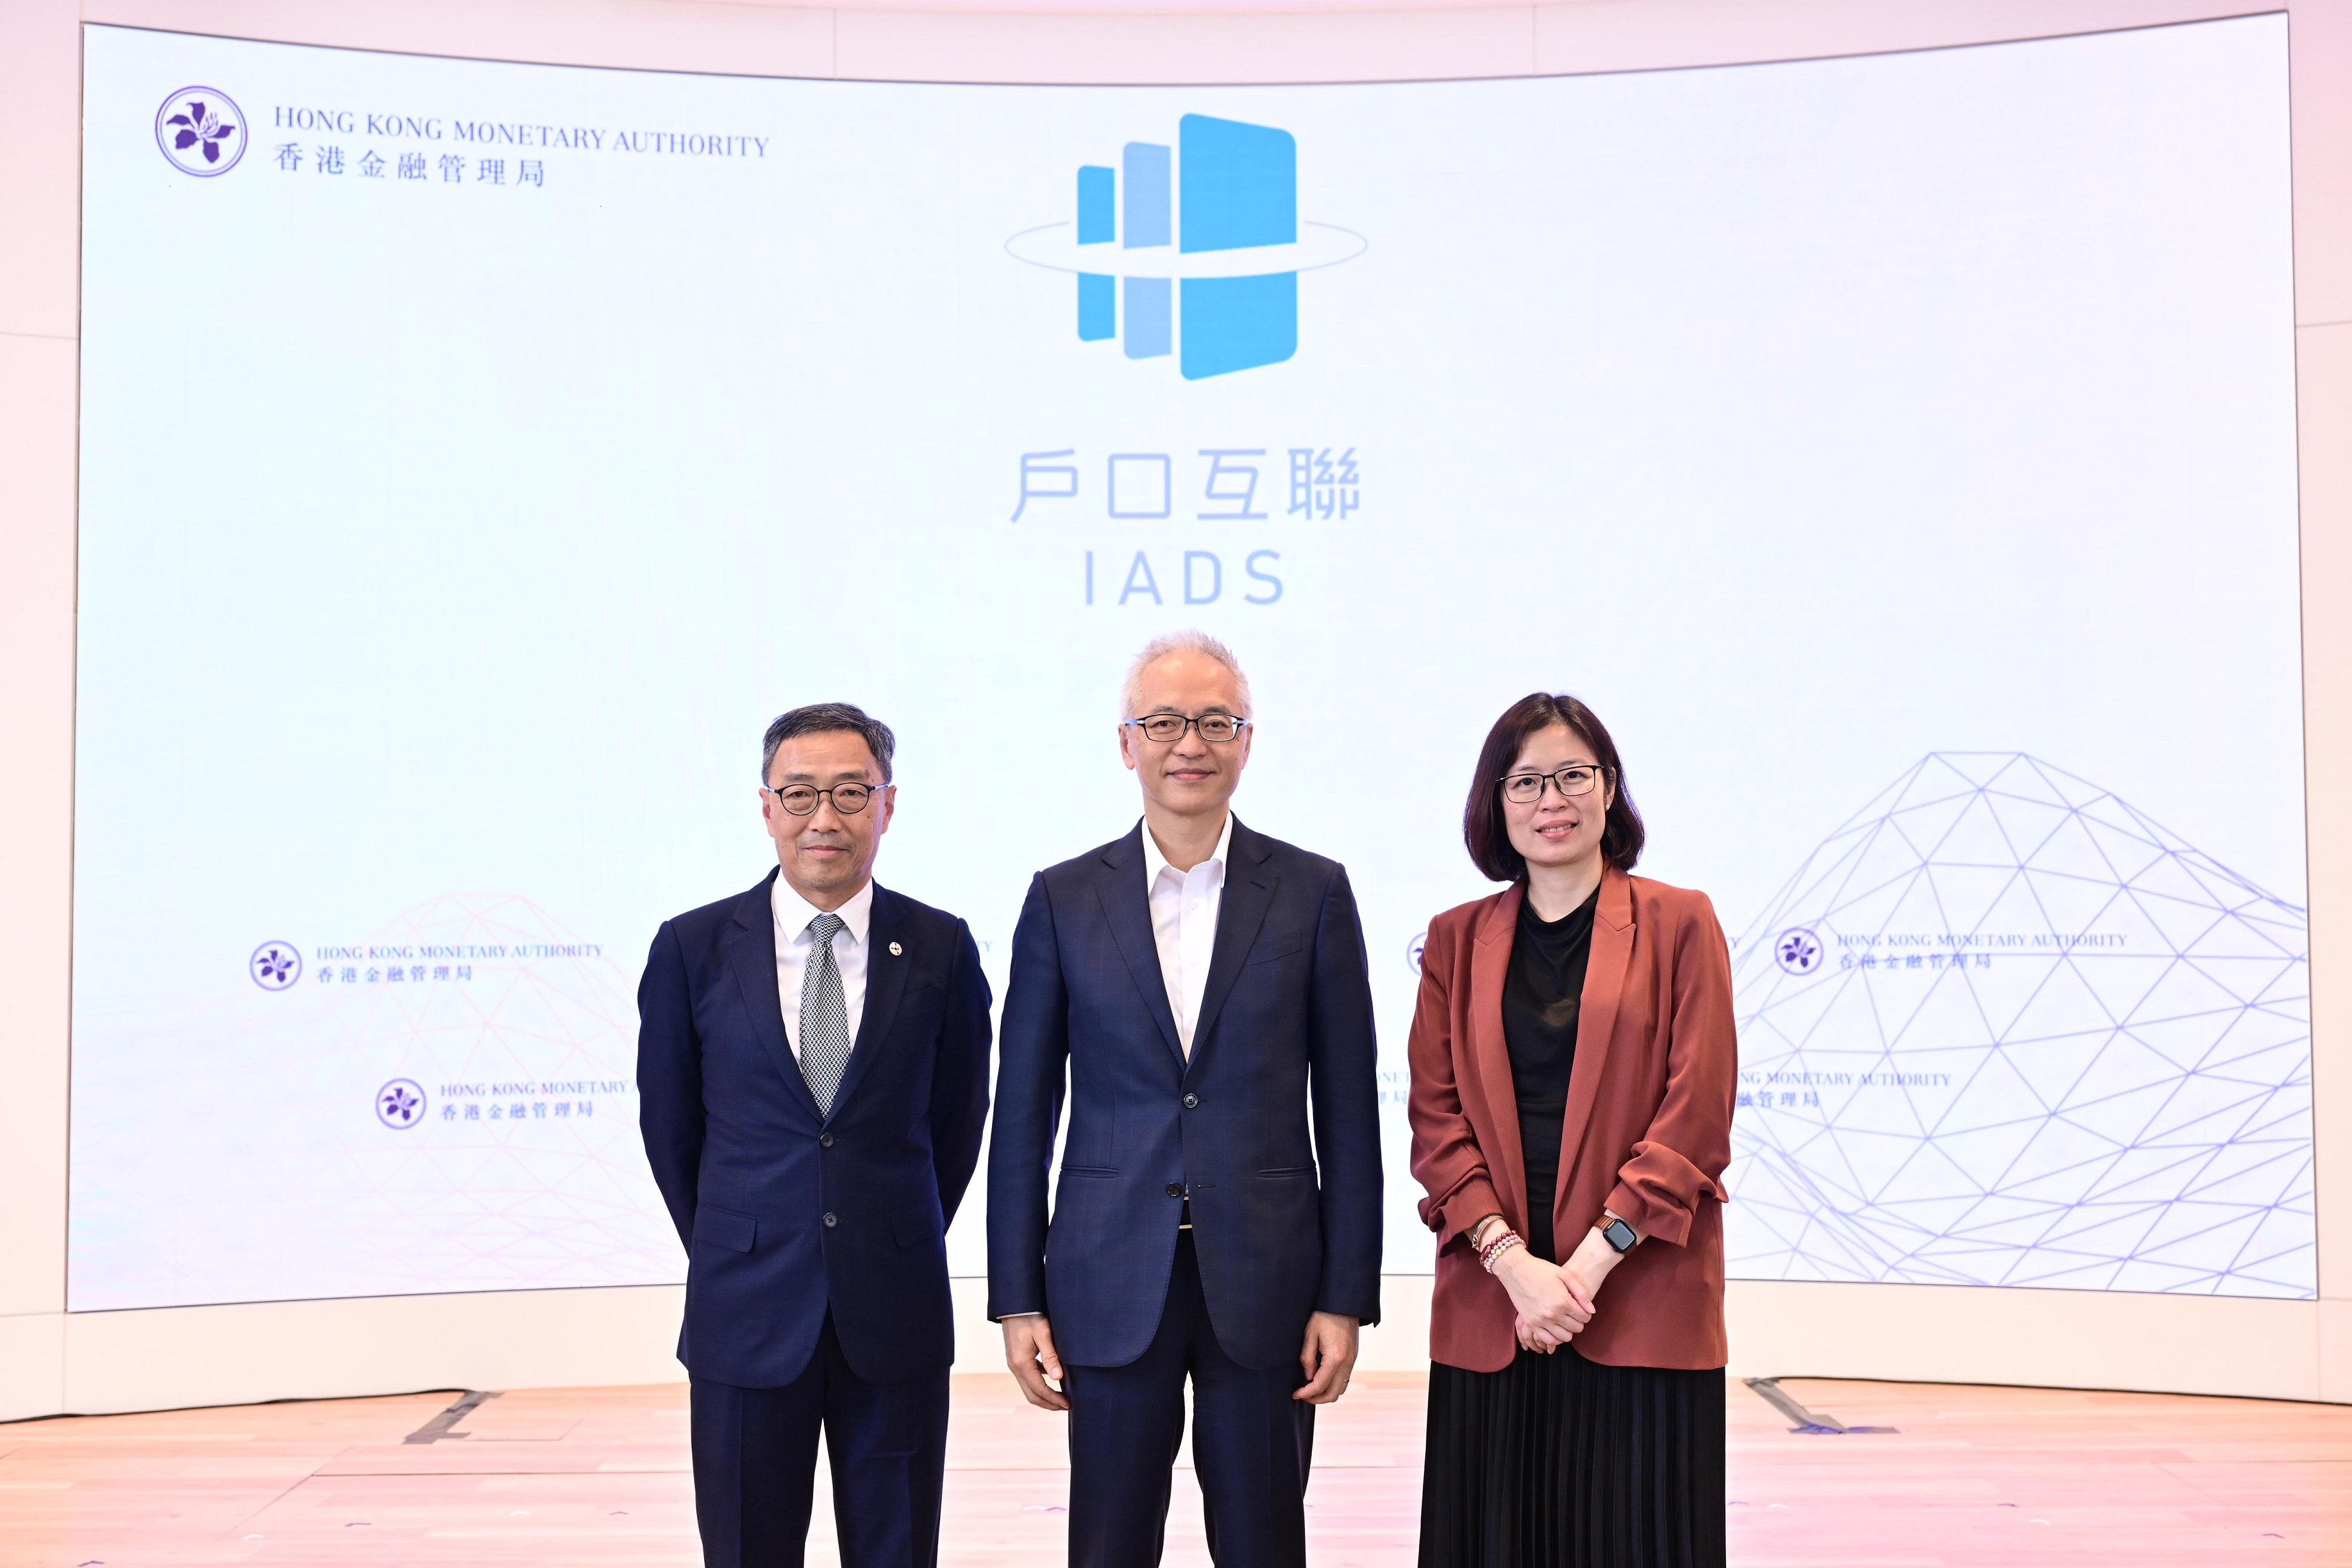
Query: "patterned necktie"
798 911 850 1117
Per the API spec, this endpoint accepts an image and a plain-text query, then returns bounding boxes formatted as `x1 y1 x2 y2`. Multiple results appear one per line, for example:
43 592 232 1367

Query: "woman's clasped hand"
1494 1225 1629 1352
1497 1243 1589 1352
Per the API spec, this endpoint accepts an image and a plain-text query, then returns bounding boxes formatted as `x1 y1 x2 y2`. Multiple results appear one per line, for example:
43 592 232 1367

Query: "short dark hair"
1462 692 1645 882
761 702 897 785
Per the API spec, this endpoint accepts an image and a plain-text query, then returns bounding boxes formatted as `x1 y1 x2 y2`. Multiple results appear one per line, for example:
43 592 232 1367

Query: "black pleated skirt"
1418 1346 1726 1568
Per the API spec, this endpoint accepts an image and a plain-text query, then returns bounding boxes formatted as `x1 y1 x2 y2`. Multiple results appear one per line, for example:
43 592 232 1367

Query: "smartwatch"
1600 1215 1638 1254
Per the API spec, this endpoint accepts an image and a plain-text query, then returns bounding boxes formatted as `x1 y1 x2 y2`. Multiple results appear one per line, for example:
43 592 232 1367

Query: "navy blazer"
637 871 992 1389
986 817 1383 1371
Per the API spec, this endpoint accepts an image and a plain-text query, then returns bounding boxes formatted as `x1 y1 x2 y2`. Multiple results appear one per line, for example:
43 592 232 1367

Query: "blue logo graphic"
1007 115 1364 379
377 1079 427 1130
1406 930 1427 977
250 941 301 990
156 87 244 176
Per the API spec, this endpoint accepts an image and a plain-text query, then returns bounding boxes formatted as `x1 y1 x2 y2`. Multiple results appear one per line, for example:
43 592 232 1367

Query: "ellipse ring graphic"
1004 220 1367 279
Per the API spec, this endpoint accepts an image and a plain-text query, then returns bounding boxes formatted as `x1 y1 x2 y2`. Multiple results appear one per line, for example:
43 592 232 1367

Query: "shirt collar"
1142 811 1234 889
771 873 875 948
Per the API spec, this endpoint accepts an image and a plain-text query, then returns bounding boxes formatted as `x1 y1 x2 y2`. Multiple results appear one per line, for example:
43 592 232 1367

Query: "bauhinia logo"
156 86 246 176
1007 114 1364 379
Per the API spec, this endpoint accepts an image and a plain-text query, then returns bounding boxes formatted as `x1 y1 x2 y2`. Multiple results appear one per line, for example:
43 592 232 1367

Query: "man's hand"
1002 1315 1070 1412
1295 1311 1360 1404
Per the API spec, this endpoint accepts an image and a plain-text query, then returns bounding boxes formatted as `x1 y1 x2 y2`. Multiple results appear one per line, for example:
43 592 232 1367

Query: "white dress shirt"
1143 813 1232 1056
772 875 873 1061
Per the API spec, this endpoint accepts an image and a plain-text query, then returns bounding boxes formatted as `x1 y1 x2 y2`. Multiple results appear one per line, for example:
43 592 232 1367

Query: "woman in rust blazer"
1407 692 1736 1568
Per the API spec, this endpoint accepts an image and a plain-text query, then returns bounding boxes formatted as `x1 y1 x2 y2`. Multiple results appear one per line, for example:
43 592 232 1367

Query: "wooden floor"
3 1373 2348 1566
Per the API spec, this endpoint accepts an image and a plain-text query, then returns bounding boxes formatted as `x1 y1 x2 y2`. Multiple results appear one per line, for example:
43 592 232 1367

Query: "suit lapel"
726 869 824 1122
827 883 909 1118
1468 885 1528 1231
1096 827 1186 1072
1554 865 1636 1233
1187 817 1275 1071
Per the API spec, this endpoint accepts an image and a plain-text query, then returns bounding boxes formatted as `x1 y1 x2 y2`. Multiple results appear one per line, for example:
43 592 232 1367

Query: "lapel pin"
889 941 903 956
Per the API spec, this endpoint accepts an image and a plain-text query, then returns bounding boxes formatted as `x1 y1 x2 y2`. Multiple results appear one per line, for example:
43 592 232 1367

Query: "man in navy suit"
638 702 991 1568
988 632 1383 1568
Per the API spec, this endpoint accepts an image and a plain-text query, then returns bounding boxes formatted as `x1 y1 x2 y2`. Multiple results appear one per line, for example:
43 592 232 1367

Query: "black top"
1502 885 1599 1263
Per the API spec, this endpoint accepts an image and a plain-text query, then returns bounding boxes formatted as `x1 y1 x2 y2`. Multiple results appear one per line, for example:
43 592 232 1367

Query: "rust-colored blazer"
1407 866 1736 1371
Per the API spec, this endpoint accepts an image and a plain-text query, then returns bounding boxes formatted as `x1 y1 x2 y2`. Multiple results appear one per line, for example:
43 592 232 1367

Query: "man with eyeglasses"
987 631 1383 1568
637 702 992 1568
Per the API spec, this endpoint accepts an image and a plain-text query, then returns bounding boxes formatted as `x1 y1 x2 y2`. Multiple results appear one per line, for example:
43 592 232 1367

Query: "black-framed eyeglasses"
764 782 878 816
1122 713 1251 744
1498 765 1609 805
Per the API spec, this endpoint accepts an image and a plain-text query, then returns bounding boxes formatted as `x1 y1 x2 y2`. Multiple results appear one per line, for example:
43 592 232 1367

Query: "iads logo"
1007 114 1364 379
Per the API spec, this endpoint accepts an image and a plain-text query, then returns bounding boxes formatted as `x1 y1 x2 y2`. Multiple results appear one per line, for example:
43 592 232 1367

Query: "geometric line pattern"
1725 754 2313 1298
69 891 681 1310
297 892 680 1298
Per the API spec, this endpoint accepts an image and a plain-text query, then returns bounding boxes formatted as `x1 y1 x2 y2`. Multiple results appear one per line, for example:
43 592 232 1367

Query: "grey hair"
761 702 897 784
1119 630 1252 719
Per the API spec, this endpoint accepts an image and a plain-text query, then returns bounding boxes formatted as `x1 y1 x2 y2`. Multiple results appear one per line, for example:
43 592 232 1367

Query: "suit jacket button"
1165 1183 1183 1198
822 1212 838 1228
1182 1093 1199 1109
820 1133 834 1149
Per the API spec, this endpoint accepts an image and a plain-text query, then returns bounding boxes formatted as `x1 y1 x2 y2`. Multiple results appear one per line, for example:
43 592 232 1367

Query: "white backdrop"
71 17 2304 1310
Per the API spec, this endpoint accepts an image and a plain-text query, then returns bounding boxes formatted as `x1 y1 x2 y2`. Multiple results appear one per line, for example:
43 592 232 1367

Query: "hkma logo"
1006 115 1364 379
155 86 245 176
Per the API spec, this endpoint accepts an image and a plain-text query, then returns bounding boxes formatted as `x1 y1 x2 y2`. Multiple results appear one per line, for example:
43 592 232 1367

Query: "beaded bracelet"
1477 1228 1525 1274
